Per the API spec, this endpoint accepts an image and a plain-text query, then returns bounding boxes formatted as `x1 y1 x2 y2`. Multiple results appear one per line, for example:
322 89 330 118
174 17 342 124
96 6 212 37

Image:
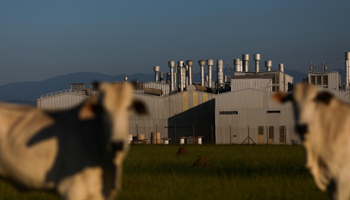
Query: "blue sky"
0 0 349 86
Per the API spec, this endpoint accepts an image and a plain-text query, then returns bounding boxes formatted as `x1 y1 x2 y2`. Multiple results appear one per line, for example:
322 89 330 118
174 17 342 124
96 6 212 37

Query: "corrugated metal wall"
231 79 272 92
215 89 299 145
131 91 215 144
37 93 87 110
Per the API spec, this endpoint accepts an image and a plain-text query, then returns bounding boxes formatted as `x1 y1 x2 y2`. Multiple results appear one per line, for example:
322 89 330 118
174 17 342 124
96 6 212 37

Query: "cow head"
272 82 333 141
97 83 147 145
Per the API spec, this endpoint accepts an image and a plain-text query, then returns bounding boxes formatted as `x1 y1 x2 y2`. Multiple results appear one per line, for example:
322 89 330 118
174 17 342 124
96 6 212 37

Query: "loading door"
268 126 274 144
279 126 285 144
258 126 264 144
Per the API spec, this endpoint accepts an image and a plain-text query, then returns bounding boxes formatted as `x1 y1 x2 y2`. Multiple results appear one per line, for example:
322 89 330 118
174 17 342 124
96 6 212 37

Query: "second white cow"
273 82 350 200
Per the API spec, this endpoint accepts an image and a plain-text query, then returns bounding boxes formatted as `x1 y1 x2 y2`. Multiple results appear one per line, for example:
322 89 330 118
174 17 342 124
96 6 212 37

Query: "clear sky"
0 0 349 86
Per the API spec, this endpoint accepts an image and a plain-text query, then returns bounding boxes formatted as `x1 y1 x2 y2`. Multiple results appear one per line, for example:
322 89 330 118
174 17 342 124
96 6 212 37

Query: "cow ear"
271 92 293 103
79 98 98 120
314 92 333 105
132 100 148 114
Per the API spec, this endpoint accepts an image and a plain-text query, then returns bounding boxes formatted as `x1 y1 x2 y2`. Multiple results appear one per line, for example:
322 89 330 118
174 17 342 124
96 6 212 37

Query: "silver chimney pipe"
186 60 193 85
224 75 227 83
322 62 325 73
217 59 224 85
207 59 214 88
254 54 261 73
242 54 249 72
240 60 243 72
185 65 189 87
199 60 206 86
205 75 209 82
124 76 128 84
160 72 163 81
234 59 241 72
265 60 272 71
166 72 171 82
178 61 184 90
179 67 185 92
310 62 313 72
279 63 284 72
168 61 175 91
154 66 160 82
325 64 327 73
346 52 350 88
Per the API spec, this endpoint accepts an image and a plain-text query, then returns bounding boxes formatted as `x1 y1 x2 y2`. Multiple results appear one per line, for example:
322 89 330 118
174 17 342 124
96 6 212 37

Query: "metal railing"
40 89 87 99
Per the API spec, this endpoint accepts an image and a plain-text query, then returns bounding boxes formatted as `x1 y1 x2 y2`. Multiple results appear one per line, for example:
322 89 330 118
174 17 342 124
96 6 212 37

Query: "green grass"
0 145 329 200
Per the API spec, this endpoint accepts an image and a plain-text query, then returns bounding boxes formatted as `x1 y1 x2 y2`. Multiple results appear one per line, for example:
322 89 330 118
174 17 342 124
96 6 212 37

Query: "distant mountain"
284 69 307 83
0 72 153 101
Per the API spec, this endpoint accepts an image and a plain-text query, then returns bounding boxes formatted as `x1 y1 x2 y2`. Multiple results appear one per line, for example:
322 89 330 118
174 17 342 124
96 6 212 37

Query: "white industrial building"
36 53 350 145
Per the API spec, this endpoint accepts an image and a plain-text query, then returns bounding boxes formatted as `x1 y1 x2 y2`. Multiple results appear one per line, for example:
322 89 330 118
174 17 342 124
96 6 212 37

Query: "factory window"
219 111 238 115
275 74 279 83
279 126 285 143
317 76 322 85
311 76 316 84
269 126 274 139
323 76 328 86
267 110 280 113
258 126 264 135
272 76 276 84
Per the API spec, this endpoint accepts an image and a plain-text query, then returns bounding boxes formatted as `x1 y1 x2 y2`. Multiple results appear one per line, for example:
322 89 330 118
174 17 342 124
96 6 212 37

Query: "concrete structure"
307 71 341 91
233 71 293 92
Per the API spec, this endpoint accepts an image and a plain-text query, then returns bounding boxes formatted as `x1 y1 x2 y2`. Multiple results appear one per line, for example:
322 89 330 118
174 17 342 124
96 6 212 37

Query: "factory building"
233 54 293 92
307 61 341 90
36 52 350 145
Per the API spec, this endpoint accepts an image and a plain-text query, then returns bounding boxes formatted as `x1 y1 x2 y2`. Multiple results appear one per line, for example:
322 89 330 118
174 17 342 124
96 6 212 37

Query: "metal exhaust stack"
154 66 160 82
179 67 184 92
160 72 163 81
234 59 241 72
178 61 184 90
217 59 224 85
254 54 260 73
279 63 284 72
186 60 193 85
310 62 313 72
199 60 206 86
166 72 171 82
265 60 272 71
207 59 214 88
124 77 128 84
185 65 189 87
168 61 175 91
346 52 350 89
242 54 249 72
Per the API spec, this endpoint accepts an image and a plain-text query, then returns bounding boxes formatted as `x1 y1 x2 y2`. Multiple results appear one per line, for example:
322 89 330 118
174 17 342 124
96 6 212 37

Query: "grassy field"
0 145 329 200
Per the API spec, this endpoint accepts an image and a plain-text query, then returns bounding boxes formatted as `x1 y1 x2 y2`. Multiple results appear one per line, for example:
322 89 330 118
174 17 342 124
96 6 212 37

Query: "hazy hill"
0 69 316 103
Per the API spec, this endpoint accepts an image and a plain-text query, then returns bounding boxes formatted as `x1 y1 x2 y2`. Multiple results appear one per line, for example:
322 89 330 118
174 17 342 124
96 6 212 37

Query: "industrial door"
279 126 285 144
258 126 264 144
268 126 274 144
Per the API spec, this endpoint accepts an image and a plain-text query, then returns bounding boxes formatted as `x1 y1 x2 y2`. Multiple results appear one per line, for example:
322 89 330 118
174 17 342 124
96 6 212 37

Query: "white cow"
273 82 350 200
0 83 146 200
